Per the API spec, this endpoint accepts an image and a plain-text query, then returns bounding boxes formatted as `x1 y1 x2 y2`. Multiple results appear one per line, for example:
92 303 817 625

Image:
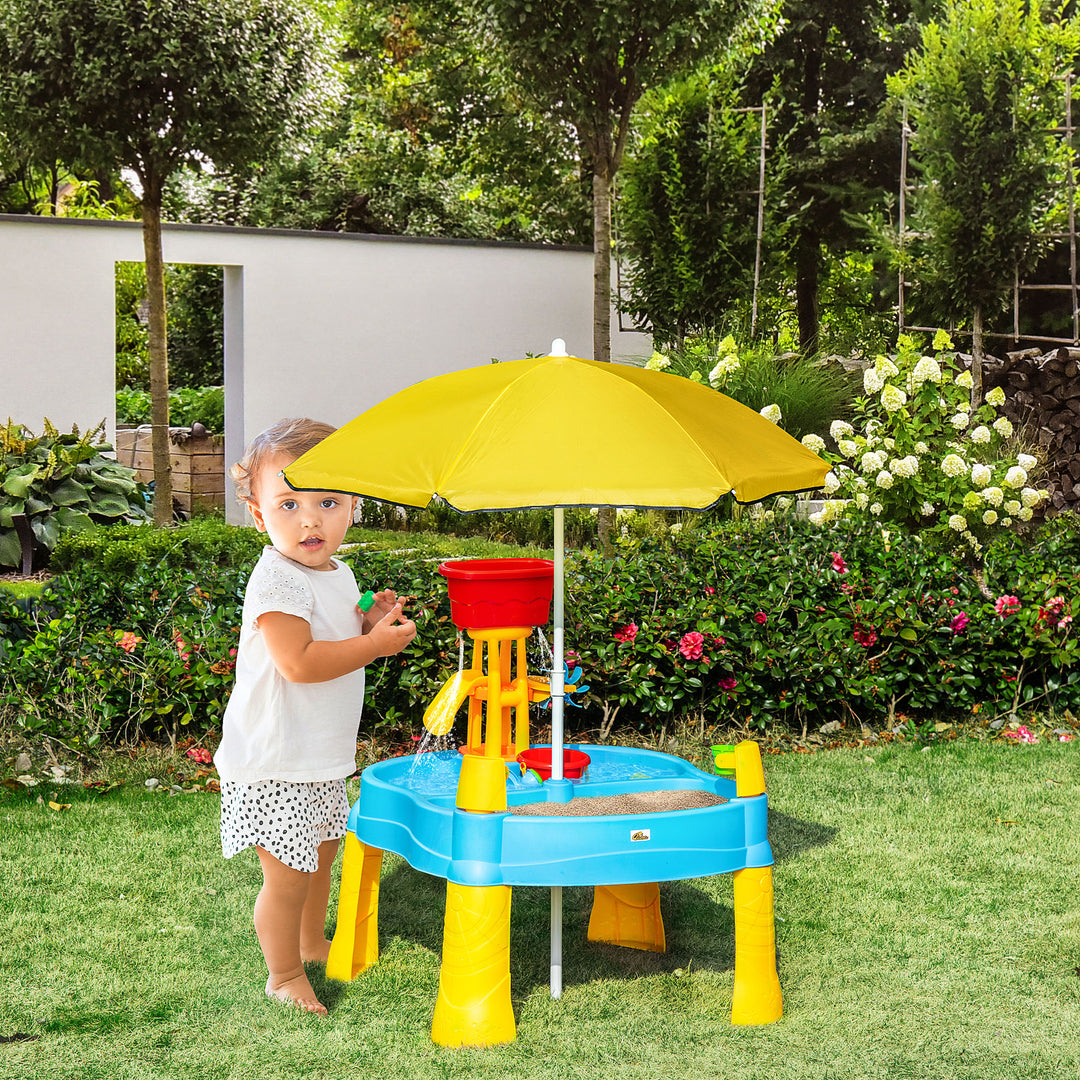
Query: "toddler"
214 417 416 1015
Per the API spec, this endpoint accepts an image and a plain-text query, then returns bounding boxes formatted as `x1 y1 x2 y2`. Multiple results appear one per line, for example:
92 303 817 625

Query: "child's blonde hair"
230 417 336 504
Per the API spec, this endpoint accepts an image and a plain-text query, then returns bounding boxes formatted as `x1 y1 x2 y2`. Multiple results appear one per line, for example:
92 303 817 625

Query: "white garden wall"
0 214 646 522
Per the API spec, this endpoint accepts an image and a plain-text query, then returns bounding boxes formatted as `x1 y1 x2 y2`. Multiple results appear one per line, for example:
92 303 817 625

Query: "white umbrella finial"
548 338 568 357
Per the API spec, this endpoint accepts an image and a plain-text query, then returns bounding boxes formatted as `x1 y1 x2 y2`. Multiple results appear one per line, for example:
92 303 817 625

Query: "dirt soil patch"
511 788 727 816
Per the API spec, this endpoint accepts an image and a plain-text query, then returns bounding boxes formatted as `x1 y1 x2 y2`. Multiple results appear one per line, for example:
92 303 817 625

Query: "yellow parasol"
284 341 829 999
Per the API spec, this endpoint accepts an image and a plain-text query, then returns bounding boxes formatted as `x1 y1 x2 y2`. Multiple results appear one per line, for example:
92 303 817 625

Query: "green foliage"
889 0 1080 317
619 65 766 344
115 386 224 433
3 515 1078 748
815 332 1047 555
642 335 856 442
0 420 148 570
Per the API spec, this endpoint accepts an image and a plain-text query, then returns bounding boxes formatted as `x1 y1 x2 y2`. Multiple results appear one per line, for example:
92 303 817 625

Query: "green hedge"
1 516 1077 749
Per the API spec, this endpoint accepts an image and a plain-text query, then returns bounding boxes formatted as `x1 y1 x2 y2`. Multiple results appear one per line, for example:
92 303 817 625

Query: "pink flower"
994 595 1021 618
116 631 141 653
753 612 768 625
704 585 716 595
718 675 737 691
679 631 705 660
1004 725 1038 744
1059 733 1075 742
185 748 212 765
853 624 877 648
950 611 969 636
614 623 638 644
830 551 848 575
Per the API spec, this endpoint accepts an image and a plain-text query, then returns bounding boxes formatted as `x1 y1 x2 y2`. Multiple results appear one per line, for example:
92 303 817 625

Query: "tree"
0 0 333 523
743 0 931 354
467 0 771 368
890 0 1079 407
618 64 766 347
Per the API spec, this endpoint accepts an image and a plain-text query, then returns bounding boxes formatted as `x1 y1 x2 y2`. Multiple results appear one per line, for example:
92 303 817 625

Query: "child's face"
248 452 356 572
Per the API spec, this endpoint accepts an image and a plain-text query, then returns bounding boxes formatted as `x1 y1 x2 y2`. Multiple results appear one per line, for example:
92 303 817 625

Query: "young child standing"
214 417 416 1016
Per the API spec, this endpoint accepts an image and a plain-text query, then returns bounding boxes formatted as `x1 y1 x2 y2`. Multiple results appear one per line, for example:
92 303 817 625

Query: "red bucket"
438 558 554 630
517 747 591 781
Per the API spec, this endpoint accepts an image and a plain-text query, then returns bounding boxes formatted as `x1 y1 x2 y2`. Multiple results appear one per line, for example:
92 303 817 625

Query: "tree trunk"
592 169 615 555
592 170 612 366
795 232 820 355
970 303 984 411
141 190 173 526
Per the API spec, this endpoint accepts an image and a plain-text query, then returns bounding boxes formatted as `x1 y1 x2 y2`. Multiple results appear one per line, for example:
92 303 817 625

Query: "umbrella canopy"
283 347 829 1002
283 353 829 511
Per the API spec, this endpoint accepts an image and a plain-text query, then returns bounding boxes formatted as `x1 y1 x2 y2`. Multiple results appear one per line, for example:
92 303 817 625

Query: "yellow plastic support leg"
587 883 666 953
431 882 516 1047
326 834 383 982
731 865 783 1024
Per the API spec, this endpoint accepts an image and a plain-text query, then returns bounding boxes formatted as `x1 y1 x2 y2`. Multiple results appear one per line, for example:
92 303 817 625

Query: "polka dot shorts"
220 778 350 873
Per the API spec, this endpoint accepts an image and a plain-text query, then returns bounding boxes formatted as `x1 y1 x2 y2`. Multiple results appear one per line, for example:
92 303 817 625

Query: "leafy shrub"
642 335 857 442
814 332 1048 555
3 516 1077 749
0 420 149 570
115 385 225 432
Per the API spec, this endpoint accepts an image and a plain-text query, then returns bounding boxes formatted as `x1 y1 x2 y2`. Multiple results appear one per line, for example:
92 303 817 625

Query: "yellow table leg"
326 833 383 982
587 883 666 953
731 865 783 1024
431 882 515 1047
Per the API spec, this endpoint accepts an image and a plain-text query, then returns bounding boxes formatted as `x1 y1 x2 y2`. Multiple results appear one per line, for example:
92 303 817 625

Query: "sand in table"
511 789 727 817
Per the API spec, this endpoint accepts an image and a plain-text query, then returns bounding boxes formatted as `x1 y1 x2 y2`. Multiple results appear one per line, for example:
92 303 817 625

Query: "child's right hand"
366 602 417 657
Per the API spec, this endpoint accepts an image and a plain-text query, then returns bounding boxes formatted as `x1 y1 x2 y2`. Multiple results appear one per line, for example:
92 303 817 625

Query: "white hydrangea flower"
860 450 884 474
709 356 740 385
830 420 854 441
855 492 870 510
1017 453 1037 470
808 510 825 526
875 355 899 377
870 502 883 516
668 521 683 533
865 419 882 435
941 454 966 478
759 403 782 424
914 441 929 455
1020 487 1041 507
1018 506 1033 521
801 433 826 454
986 386 1006 406
982 509 998 525
1004 466 1028 489
964 531 983 553
838 439 858 458
775 496 793 511
892 456 918 478
969 425 991 444
920 501 935 516
822 473 841 496
863 368 885 394
950 412 970 430
970 463 992 486
853 475 868 490
1005 500 1021 514
646 352 671 370
948 514 967 532
1002 517 1013 527
875 470 894 489
955 370 973 389
981 486 1003 507
884 437 896 450
992 417 1013 438
908 355 943 389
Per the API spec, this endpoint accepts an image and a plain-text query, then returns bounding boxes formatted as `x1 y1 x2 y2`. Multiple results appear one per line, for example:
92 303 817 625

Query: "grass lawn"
2 736 1078 1080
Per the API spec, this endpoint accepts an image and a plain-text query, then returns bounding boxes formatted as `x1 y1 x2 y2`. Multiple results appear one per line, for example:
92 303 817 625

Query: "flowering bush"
814 332 1048 558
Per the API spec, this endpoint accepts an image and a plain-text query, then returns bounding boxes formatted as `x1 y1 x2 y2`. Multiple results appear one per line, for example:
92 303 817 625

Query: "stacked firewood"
984 346 1080 516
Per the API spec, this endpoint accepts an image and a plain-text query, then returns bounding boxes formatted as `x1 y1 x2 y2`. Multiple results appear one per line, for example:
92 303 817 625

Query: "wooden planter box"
115 426 225 514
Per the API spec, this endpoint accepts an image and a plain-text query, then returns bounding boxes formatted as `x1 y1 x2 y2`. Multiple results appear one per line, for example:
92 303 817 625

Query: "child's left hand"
362 589 400 632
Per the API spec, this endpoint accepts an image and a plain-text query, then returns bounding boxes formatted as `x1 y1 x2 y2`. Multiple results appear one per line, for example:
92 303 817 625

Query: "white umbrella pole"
551 506 565 780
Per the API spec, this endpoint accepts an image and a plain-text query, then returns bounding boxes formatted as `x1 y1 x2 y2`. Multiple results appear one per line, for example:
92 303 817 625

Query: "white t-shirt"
214 545 366 783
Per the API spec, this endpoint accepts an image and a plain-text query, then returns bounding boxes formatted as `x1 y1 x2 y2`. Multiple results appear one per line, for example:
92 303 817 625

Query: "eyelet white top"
214 545 366 783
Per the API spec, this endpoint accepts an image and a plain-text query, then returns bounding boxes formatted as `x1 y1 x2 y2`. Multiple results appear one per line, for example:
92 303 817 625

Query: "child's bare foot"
265 973 327 1016
300 938 332 965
